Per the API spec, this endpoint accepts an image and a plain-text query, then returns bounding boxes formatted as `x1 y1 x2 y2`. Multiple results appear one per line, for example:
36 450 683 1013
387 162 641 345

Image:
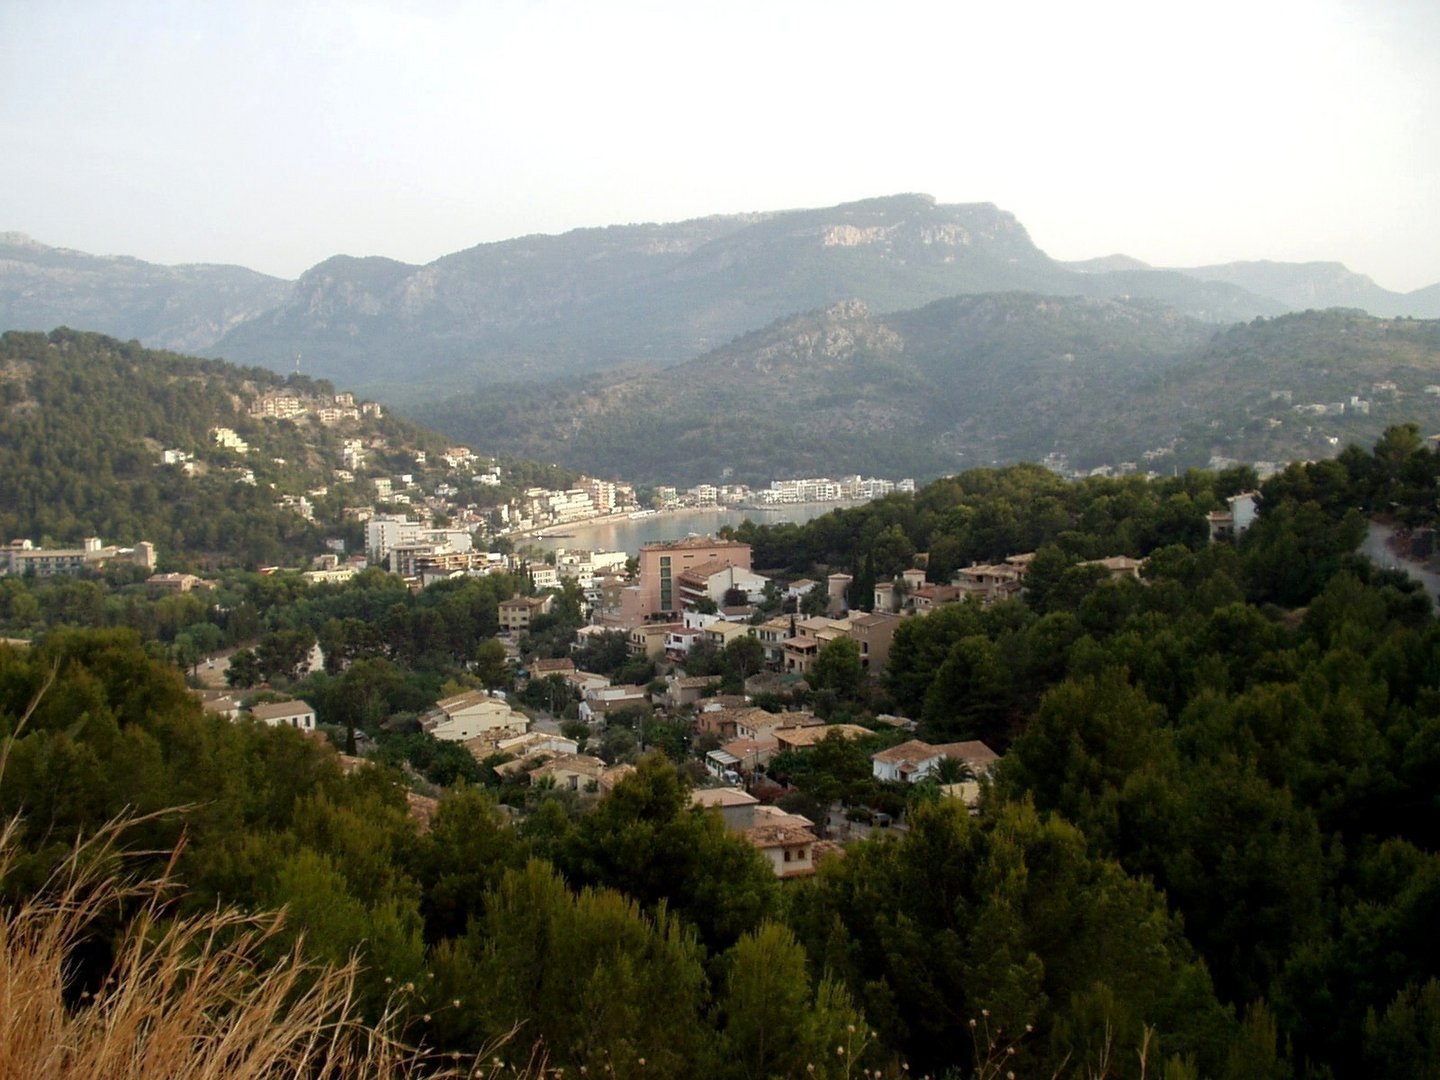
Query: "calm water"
524 503 857 556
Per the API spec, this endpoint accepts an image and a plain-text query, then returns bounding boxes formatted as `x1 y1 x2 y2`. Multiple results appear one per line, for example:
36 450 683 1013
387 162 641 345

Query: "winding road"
1361 520 1440 605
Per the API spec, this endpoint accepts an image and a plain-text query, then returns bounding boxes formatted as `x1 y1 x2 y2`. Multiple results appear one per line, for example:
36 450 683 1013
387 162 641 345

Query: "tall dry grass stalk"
0 811 426 1079
0 668 551 1080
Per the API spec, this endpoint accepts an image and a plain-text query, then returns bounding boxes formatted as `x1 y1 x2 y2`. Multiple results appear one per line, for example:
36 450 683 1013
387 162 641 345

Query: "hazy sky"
4 0 1438 290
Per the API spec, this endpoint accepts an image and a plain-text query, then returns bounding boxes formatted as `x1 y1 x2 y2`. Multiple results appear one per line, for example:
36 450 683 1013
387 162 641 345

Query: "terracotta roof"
499 595 549 609
722 735 779 759
774 723 871 748
691 787 759 808
872 738 1000 770
733 708 793 732
696 695 750 710
677 558 733 582
435 689 501 713
530 753 607 781
744 823 817 849
248 700 314 721
934 740 1001 770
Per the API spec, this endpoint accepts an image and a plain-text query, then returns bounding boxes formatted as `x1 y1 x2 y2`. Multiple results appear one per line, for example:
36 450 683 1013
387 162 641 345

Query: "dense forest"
5 428 1440 1076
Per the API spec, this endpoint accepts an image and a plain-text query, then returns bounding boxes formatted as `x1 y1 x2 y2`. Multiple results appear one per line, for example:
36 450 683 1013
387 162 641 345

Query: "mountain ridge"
418 298 1440 486
4 197 1440 398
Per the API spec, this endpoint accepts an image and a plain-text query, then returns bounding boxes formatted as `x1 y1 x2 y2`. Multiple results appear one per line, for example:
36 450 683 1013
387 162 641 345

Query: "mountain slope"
0 233 289 352
207 194 1284 396
421 293 1215 485
1176 260 1440 318
8 198 1439 403
420 301 1440 486
0 328 429 567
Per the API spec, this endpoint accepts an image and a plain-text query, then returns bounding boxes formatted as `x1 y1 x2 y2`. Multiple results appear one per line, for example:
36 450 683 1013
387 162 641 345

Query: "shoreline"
504 500 864 544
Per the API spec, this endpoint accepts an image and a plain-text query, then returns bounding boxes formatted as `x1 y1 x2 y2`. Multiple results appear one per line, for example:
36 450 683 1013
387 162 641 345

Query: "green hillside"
0 328 440 567
422 301 1440 485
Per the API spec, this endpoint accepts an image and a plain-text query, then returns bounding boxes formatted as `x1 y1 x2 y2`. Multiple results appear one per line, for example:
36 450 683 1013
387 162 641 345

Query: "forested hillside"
7 429 1440 1077
0 329 562 569
423 300 1440 485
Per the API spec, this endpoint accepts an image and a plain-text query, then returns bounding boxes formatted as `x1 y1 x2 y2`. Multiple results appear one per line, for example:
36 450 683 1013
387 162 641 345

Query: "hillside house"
423 690 527 743
498 595 553 635
871 739 1000 783
248 700 317 732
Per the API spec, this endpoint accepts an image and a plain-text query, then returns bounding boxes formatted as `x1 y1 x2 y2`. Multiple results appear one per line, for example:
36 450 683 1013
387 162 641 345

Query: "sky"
3 0 1438 291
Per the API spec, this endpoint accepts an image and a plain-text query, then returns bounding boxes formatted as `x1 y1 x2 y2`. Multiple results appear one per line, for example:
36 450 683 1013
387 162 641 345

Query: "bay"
522 502 858 556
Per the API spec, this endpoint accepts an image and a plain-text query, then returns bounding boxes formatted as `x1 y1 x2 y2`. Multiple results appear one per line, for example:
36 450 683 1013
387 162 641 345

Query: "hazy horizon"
4 0 1438 292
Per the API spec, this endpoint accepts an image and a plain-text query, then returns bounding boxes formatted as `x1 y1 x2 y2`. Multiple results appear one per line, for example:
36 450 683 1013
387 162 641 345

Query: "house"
845 611 902 673
498 595 554 635
773 723 871 751
1207 491 1261 543
746 823 822 877
778 616 854 675
628 623 675 660
147 572 209 594
578 684 649 722
731 707 808 740
691 790 831 877
248 699 317 731
530 753 608 792
785 578 820 601
528 657 576 680
911 584 966 613
711 737 777 777
664 674 718 709
695 703 751 740
951 563 1024 605
675 560 770 611
754 616 794 666
190 689 241 721
691 786 761 827
1084 555 1146 580
665 625 704 659
529 753 633 795
423 690 528 743
495 730 580 759
4 537 156 579
871 739 1000 783
489 731 583 775
566 670 611 696
703 620 751 649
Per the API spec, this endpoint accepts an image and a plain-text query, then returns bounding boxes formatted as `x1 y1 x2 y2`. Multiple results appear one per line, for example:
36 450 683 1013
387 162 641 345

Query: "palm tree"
930 755 975 785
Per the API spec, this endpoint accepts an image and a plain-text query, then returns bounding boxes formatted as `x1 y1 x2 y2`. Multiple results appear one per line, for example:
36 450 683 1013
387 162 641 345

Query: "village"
0 384 1270 880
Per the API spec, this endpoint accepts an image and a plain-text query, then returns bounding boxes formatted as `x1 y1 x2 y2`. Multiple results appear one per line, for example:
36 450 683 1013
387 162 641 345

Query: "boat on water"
627 509 659 519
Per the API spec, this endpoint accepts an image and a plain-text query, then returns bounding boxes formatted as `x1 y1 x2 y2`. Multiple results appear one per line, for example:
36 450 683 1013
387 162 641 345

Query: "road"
1361 520 1440 606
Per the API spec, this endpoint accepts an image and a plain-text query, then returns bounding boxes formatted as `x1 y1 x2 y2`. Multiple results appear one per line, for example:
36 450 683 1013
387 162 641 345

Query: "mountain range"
422 297 1440 486
6 195 1440 404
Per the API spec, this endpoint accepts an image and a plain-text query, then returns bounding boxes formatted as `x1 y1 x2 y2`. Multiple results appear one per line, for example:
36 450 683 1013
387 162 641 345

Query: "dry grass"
0 812 411 1079
0 812 548 1080
0 670 553 1080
